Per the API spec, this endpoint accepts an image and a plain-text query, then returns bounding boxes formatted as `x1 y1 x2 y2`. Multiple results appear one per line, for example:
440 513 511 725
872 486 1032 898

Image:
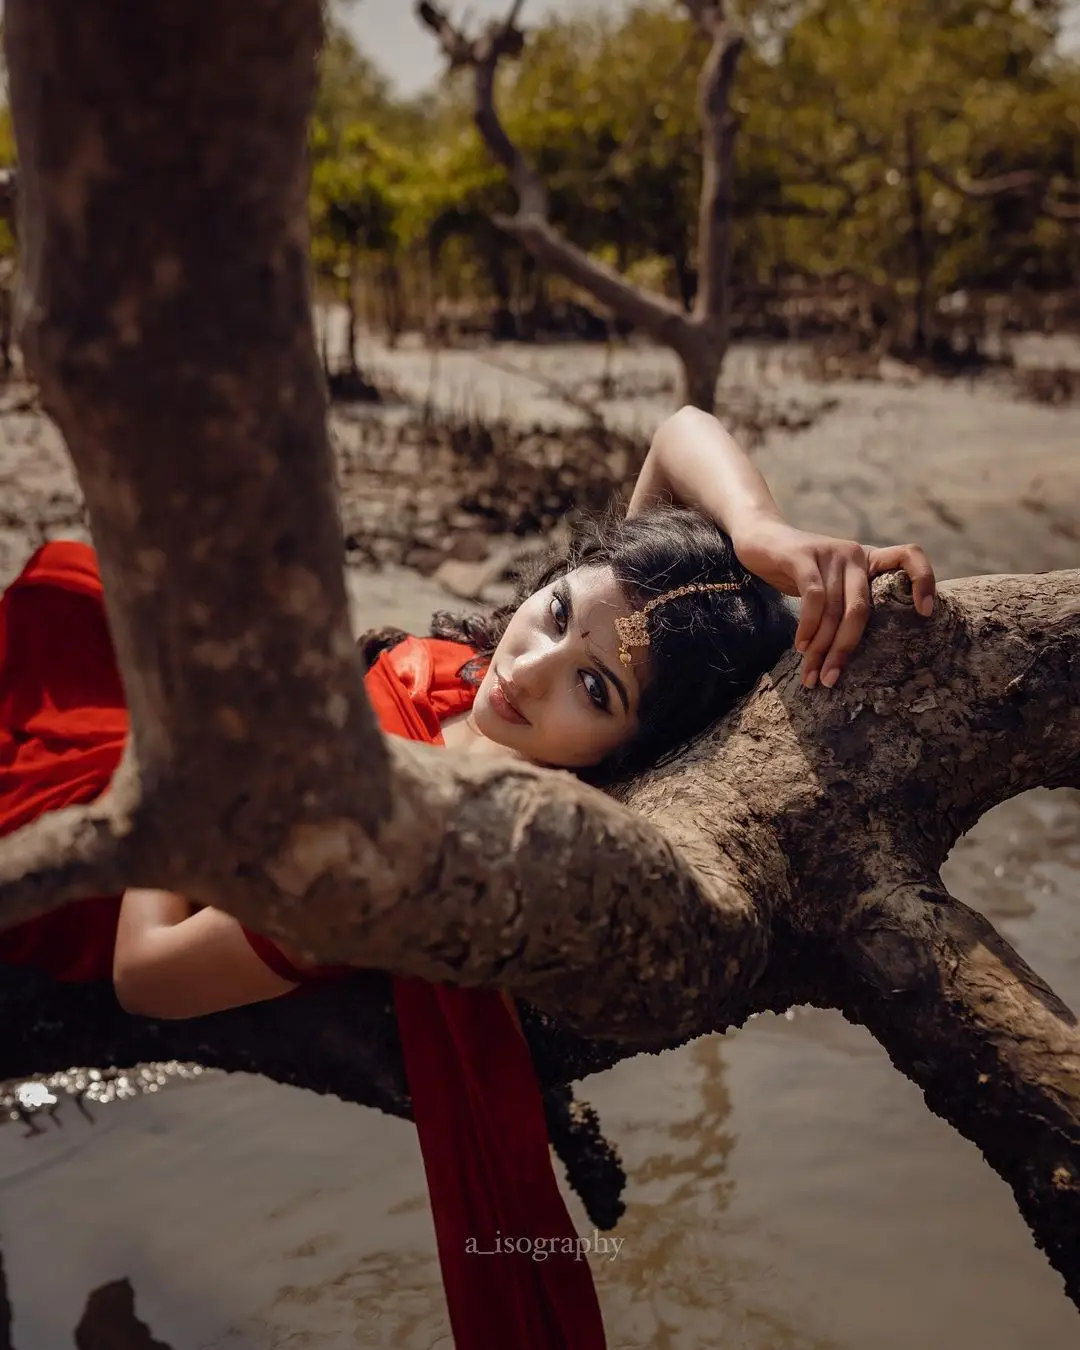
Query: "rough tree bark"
416 0 742 411
2 0 1080 1321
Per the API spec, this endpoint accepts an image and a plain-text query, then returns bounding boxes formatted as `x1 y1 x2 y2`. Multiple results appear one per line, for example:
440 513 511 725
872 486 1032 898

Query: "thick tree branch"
831 876 1080 1304
0 730 769 1041
0 0 770 1039
0 963 635 1127
0 745 142 930
7 0 1080 1314
494 216 696 346
0 804 128 927
0 963 635 1229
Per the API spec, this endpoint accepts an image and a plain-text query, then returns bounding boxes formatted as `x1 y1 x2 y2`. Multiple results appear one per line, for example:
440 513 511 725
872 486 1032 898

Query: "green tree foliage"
311 3 1077 348
0 104 17 260
2 6 1075 346
742 0 1080 341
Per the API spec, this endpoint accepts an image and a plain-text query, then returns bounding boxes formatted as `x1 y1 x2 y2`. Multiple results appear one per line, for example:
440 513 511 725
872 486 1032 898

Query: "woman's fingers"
792 541 936 692
805 544 936 691
868 544 937 617
792 558 827 655
798 554 846 688
819 561 872 688
904 545 937 617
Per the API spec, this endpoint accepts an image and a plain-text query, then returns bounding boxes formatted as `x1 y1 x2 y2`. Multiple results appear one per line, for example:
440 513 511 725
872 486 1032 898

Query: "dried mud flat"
2 335 1077 596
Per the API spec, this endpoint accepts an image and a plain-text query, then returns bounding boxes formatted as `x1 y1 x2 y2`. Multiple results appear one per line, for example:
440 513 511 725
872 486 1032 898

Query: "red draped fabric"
368 637 608 1349
0 541 606 1350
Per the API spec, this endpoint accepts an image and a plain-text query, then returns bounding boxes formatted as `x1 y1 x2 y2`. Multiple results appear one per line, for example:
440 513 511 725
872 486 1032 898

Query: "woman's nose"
509 647 553 697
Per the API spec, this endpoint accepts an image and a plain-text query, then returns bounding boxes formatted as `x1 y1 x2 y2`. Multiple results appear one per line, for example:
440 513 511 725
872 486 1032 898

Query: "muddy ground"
2 332 1077 599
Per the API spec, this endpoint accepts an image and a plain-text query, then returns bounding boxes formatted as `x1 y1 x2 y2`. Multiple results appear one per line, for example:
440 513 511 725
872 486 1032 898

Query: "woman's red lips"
490 673 529 725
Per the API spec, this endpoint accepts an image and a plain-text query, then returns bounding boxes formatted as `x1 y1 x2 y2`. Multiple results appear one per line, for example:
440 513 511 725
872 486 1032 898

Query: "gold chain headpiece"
614 577 751 666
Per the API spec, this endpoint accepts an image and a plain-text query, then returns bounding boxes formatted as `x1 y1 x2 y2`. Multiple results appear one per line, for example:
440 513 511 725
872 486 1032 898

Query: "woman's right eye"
549 594 567 632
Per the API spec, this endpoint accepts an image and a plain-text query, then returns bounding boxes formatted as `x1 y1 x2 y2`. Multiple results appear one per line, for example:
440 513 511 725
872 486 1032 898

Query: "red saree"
0 540 606 1350
368 638 608 1350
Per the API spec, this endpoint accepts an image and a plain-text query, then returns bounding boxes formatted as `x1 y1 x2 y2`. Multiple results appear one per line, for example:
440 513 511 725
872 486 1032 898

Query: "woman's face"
471 564 647 769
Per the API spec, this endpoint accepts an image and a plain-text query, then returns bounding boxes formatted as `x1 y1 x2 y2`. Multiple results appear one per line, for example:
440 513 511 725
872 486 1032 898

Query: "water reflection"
267 1247 448 1349
584 1037 840 1350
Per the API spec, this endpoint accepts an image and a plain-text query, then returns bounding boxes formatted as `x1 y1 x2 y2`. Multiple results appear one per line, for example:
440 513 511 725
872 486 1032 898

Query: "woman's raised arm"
628 405 784 537
629 407 936 689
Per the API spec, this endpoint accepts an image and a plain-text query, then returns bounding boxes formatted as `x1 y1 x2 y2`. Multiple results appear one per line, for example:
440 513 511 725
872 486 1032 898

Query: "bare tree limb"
415 0 731 406
1044 195 1080 222
925 160 1080 223
689 2 744 325
926 162 1046 198
417 1 692 346
491 215 694 344
833 876 1080 1292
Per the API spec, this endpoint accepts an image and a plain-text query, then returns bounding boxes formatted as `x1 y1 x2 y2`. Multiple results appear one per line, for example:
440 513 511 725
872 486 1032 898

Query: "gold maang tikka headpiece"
614 577 751 666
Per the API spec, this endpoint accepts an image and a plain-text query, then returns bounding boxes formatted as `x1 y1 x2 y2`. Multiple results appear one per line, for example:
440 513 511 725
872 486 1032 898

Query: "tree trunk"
671 247 697 312
690 9 743 332
416 3 734 388
678 334 724 411
5 0 1080 1318
905 110 932 358
345 244 360 374
380 260 403 349
486 230 516 340
524 259 549 338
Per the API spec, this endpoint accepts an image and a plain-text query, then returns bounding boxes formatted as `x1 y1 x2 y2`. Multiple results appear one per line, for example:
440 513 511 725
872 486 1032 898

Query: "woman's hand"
732 516 936 689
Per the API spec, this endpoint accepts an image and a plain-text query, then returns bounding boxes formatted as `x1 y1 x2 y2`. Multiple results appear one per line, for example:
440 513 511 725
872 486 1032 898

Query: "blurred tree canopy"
307 0 1078 354
740 0 1080 346
0 4 1077 354
0 103 17 260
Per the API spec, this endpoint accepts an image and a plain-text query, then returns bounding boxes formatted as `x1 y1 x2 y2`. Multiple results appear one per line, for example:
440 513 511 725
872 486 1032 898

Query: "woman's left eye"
580 670 609 711
549 594 567 632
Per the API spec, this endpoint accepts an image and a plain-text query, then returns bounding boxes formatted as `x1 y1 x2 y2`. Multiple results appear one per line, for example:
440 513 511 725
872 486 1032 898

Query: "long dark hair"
359 503 796 781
